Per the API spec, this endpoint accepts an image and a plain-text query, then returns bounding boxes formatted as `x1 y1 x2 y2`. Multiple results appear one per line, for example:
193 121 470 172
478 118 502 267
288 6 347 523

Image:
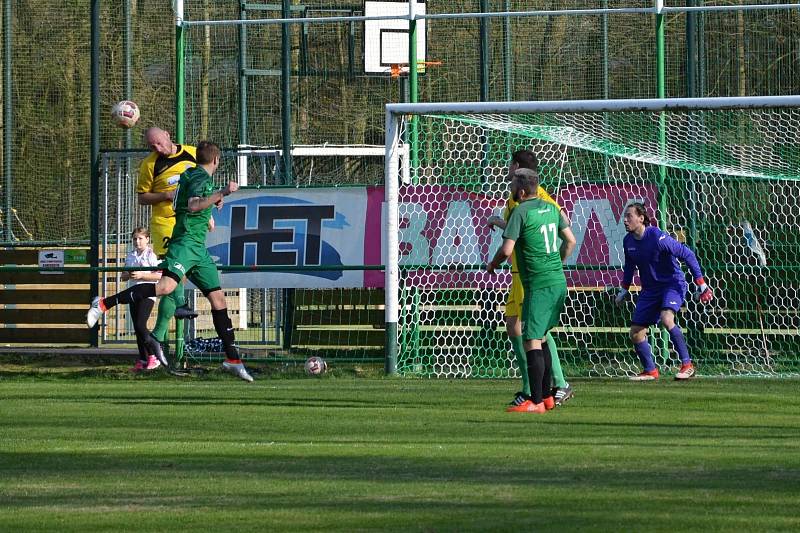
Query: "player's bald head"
143 128 174 156
144 127 168 141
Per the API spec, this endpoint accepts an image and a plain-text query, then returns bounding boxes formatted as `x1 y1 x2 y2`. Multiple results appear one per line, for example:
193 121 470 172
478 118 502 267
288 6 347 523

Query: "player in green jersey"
487 149 574 409
487 169 576 413
138 127 199 359
87 141 254 382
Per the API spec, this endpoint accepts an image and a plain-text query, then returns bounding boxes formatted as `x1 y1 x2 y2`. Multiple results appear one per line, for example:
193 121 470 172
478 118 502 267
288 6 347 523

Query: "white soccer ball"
111 100 140 128
304 356 327 376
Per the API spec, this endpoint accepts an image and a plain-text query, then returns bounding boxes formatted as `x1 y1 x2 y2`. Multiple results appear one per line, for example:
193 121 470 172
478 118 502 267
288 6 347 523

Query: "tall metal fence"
1 2 798 242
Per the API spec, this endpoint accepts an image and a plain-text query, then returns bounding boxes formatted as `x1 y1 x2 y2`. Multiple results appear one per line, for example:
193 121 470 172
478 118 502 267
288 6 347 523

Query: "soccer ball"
304 356 327 376
111 100 140 128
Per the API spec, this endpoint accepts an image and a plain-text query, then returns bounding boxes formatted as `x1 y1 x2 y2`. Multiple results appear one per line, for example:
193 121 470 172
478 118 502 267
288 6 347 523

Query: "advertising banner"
205 184 657 289
208 188 369 288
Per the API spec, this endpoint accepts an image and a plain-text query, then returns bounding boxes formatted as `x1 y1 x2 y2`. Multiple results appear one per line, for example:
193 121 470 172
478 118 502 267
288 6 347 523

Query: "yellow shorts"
504 272 525 317
150 217 176 256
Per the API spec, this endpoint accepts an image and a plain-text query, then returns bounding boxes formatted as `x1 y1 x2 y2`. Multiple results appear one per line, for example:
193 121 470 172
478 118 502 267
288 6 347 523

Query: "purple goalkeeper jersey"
622 226 704 290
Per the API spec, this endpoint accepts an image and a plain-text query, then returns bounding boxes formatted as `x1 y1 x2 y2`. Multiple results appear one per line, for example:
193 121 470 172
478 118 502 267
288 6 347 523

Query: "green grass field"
1 366 799 532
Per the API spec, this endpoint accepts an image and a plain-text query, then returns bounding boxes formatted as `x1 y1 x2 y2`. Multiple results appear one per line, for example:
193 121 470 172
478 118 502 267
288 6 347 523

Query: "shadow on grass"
0 443 800 490
0 446 800 531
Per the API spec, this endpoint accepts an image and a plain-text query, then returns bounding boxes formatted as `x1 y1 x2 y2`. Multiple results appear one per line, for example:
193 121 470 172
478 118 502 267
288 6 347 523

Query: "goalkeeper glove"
614 288 629 306
694 277 713 303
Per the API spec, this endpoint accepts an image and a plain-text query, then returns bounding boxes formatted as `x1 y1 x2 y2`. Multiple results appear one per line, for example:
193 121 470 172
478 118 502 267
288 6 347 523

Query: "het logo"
224 203 345 280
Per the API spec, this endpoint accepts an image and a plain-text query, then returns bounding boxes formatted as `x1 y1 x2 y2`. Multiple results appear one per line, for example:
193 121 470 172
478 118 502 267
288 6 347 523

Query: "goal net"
384 97 800 378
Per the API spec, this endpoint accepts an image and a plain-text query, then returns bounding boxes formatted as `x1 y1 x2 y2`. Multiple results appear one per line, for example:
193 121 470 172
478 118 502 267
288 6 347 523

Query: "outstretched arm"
138 190 175 206
487 215 507 230
487 238 515 274
188 181 239 213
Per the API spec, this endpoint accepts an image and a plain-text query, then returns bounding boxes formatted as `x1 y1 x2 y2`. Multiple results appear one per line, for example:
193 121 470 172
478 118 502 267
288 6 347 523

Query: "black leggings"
130 298 155 361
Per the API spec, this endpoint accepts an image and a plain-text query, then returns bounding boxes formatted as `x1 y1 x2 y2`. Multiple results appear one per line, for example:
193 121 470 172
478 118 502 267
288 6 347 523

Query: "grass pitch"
0 368 799 532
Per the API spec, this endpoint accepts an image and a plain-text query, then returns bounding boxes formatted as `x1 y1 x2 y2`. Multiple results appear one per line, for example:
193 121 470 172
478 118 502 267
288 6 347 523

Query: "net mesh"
395 107 800 377
2 3 798 245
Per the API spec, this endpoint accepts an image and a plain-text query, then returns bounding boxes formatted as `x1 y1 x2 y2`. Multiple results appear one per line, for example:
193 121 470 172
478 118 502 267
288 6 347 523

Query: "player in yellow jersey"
487 150 574 409
136 127 198 353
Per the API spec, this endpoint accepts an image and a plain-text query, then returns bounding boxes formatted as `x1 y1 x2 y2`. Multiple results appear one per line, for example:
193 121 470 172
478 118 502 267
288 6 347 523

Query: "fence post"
90 0 100 347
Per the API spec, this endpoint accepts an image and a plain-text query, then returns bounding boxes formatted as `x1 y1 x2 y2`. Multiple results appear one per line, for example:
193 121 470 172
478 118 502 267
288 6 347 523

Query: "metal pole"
175 0 185 143
698 1 706 96
603 0 609 99
479 0 490 102
655 0 670 360
686 0 697 98
686 0 698 249
90 0 100 346
503 0 511 101
655 0 667 218
281 0 293 184
656 1 666 100
239 1 248 147
3 0 12 241
123 0 132 148
384 108 400 375
174 0 186 360
280 0 294 350
408 0 419 171
654 0 668 221
602 0 610 182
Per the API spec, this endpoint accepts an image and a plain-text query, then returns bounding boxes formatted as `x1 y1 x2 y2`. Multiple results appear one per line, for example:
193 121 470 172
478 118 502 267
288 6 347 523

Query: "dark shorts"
160 239 221 294
522 282 567 341
632 284 686 326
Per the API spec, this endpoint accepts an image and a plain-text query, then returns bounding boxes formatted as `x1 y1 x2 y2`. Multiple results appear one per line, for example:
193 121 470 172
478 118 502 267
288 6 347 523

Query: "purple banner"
365 183 658 288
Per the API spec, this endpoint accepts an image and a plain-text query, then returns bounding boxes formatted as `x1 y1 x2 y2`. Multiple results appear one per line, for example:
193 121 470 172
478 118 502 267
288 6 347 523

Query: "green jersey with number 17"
502 197 568 290
170 166 216 246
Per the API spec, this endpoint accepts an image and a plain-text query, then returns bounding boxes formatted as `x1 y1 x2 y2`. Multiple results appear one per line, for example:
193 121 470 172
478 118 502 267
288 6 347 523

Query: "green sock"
173 281 186 307
547 332 568 389
510 335 530 396
151 288 180 343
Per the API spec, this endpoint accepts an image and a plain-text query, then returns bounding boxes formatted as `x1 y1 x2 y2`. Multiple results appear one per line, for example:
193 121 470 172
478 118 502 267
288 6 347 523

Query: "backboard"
364 1 427 75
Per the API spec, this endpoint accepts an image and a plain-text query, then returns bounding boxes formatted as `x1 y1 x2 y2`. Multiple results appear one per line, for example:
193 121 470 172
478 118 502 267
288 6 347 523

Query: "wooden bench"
0 248 91 345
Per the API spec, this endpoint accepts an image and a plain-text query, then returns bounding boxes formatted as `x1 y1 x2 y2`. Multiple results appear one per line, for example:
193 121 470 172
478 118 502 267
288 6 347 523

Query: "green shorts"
522 282 567 341
160 239 221 294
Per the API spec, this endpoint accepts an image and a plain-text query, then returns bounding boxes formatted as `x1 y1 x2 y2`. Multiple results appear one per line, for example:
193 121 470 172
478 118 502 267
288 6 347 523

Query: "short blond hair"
131 226 150 239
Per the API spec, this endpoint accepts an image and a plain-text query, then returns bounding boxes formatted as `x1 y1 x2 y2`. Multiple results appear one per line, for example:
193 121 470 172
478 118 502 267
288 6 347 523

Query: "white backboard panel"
364 1 426 74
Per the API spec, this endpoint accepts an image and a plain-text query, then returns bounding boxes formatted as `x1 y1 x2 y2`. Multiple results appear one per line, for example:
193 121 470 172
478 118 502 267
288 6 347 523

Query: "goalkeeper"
89 141 254 383
614 202 713 381
487 150 574 410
